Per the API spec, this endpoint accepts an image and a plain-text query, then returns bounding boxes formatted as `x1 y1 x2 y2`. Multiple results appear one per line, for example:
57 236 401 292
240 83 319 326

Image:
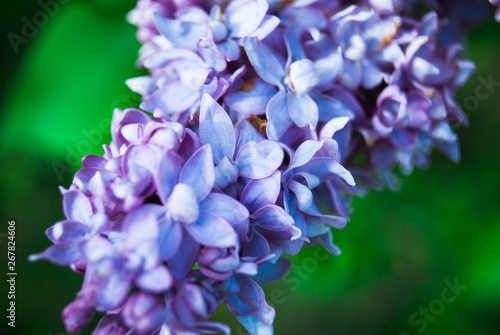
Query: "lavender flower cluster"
32 0 498 334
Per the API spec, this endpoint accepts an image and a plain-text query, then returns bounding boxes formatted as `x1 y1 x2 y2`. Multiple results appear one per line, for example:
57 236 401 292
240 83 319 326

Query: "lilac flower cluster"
492 0 500 21
32 0 496 334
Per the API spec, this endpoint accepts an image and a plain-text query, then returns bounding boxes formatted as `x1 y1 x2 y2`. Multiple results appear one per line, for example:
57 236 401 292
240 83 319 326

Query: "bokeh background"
1 1 499 334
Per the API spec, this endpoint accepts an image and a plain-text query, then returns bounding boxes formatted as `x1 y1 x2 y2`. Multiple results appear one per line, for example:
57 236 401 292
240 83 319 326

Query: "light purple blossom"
200 93 283 190
239 36 321 140
330 5 405 90
493 0 500 21
32 0 493 333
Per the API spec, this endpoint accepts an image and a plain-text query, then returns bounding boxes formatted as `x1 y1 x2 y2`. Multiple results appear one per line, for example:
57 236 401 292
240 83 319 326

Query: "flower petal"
96 271 131 311
320 117 350 139
180 145 215 201
214 156 239 189
309 230 341 256
179 282 209 318
248 14 280 40
93 315 128 335
435 139 460 163
288 140 324 170
226 0 269 38
241 229 270 261
63 190 93 223
242 36 285 87
234 275 275 324
200 94 236 163
198 38 226 72
314 48 343 86
235 140 283 179
240 171 281 212
156 151 184 204
218 38 240 61
286 92 319 128
231 314 274 335
82 155 107 169
287 59 318 95
46 221 90 244
125 76 157 96
340 59 361 89
287 180 313 212
136 266 173 293
266 90 293 140
320 214 347 229
253 258 292 285
300 158 355 186
185 211 238 247
235 120 266 152
226 79 278 116
197 322 231 335
122 292 163 334
389 128 417 149
154 13 207 48
168 228 199 279
29 245 80 265
361 59 384 89
179 128 202 161
166 184 200 224
158 218 182 260
140 81 198 114
251 205 294 231
200 193 249 226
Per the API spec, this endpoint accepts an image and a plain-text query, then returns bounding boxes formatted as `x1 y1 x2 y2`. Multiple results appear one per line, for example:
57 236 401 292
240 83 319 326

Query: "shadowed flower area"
1 0 500 335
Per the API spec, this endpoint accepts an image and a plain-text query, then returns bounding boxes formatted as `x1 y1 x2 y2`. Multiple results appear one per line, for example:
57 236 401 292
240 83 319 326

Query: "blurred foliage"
1 1 499 335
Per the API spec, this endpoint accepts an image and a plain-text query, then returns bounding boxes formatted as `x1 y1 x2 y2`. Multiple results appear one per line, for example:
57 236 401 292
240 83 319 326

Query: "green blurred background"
1 1 499 334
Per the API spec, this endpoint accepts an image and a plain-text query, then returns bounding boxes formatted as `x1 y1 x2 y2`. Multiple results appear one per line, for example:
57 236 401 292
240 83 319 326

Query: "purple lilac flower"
207 0 279 61
363 0 403 14
224 274 275 334
493 0 500 21
236 36 321 140
32 0 495 333
279 130 356 256
329 5 405 90
128 0 207 43
352 11 475 179
127 0 278 125
94 314 130 335
200 93 283 190
122 292 165 334
239 171 296 262
365 0 496 42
